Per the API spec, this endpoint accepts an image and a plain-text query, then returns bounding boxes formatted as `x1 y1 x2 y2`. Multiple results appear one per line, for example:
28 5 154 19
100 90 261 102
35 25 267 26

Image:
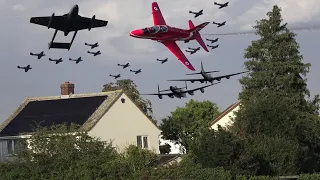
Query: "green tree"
228 5 320 175
160 99 220 153
102 79 153 119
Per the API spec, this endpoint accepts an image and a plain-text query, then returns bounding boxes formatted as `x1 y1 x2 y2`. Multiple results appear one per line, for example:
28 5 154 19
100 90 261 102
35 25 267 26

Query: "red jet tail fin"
187 20 209 52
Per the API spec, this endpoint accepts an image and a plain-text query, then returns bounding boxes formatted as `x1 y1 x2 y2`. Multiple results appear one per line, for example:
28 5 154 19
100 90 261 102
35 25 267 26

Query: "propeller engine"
188 91 194 95
200 88 204 93
158 95 163 99
226 76 230 79
168 94 174 98
217 78 221 81
200 80 204 83
190 81 194 83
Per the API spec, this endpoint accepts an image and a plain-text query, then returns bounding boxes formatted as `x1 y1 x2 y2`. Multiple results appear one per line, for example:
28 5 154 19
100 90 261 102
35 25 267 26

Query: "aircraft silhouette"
85 42 99 49
185 47 200 54
212 21 226 27
118 63 130 69
49 58 63 64
30 51 45 59
17 65 32 72
69 57 83 64
157 58 168 64
167 61 249 84
141 81 220 99
87 50 101 56
214 2 229 9
207 44 219 49
110 74 121 79
29 4 108 50
130 69 142 74
206 38 219 43
189 10 203 18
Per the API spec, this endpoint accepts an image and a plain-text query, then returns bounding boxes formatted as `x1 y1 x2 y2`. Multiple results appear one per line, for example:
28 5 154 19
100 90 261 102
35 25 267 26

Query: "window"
136 135 149 149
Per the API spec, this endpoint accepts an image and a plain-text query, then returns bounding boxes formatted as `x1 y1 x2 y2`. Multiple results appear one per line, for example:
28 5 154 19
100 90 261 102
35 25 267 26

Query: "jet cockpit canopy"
142 25 168 35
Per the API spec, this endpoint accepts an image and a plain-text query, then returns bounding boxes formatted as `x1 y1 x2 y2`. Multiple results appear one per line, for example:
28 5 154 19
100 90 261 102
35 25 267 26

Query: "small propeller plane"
167 61 249 84
157 58 168 64
49 58 63 64
141 81 220 99
207 44 219 49
206 38 219 43
87 50 101 56
130 2 210 71
69 57 83 64
130 69 142 74
118 63 130 69
110 74 121 79
29 4 108 50
30 51 45 59
213 21 226 27
214 2 229 9
189 10 203 18
17 65 32 72
185 47 200 55
85 42 99 49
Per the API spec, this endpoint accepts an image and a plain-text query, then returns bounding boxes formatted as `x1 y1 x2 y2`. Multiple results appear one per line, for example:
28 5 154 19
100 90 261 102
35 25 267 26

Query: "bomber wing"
152 2 166 25
140 92 174 96
168 71 249 82
70 15 108 31
30 15 68 31
182 82 220 93
161 41 195 71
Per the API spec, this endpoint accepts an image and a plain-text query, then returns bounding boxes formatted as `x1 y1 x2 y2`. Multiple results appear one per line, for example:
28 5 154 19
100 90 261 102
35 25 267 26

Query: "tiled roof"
151 154 181 166
209 101 240 127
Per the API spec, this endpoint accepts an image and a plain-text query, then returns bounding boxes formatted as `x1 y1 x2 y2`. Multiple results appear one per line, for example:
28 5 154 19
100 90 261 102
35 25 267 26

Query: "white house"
0 81 161 162
209 101 240 130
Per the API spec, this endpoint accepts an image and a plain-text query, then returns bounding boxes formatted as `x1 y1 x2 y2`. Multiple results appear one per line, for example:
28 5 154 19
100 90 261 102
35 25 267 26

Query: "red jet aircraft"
129 2 210 71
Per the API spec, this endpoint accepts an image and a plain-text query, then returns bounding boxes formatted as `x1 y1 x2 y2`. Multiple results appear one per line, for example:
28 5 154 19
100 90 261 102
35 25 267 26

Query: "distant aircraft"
130 2 210 71
206 38 219 43
110 74 121 79
157 58 168 64
207 44 219 49
214 2 229 9
30 51 45 59
118 63 130 69
141 81 220 99
167 61 249 83
69 57 83 64
185 47 200 54
85 42 99 49
30 4 108 50
17 65 32 72
87 50 101 56
130 69 142 74
212 21 226 27
49 58 63 64
189 10 203 18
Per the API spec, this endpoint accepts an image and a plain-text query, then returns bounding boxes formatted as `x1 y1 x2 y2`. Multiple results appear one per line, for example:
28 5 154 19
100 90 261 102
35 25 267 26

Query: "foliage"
160 99 220 152
102 79 153 119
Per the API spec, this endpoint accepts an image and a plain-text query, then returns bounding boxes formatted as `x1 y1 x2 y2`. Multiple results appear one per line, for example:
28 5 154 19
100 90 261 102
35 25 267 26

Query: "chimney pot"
60 81 74 96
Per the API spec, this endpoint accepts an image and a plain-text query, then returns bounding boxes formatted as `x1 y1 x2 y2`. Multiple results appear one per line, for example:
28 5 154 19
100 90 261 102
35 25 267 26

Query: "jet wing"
152 2 166 25
70 16 108 31
182 82 220 93
161 41 195 71
30 15 67 31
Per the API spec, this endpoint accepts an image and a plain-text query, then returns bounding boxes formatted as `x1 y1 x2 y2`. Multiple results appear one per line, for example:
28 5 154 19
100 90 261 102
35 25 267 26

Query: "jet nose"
130 29 143 37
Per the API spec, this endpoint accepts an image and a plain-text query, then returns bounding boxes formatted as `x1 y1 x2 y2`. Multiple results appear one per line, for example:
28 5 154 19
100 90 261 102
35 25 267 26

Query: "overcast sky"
0 0 319 123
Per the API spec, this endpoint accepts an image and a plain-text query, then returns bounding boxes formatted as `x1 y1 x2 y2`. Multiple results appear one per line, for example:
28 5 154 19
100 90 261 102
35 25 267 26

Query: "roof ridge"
209 101 240 127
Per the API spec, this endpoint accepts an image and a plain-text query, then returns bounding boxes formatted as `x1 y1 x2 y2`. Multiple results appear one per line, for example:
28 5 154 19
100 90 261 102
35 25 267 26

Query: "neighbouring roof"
152 154 181 166
0 90 124 136
209 101 240 127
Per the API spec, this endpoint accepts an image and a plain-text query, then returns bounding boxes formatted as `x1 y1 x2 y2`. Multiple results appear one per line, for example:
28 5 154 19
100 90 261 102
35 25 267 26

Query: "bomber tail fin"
187 20 209 52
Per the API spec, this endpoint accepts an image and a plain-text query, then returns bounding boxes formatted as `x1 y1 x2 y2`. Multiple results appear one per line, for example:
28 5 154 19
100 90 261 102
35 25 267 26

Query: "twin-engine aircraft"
141 81 220 99
30 5 108 50
130 2 210 71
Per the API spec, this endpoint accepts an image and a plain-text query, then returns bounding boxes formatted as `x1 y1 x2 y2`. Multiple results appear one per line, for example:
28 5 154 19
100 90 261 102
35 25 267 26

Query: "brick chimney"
60 81 74 95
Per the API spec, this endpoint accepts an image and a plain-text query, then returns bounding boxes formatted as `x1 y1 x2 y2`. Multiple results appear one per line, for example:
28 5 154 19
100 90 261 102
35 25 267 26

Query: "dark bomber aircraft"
207 44 219 49
17 65 32 72
30 51 45 59
189 10 203 18
212 21 226 27
167 61 249 83
118 63 130 69
30 4 108 50
206 38 219 43
130 69 142 74
185 47 200 55
69 57 83 64
214 2 229 9
110 74 121 79
141 81 220 99
157 58 168 64
87 50 101 56
85 42 99 49
49 58 63 64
